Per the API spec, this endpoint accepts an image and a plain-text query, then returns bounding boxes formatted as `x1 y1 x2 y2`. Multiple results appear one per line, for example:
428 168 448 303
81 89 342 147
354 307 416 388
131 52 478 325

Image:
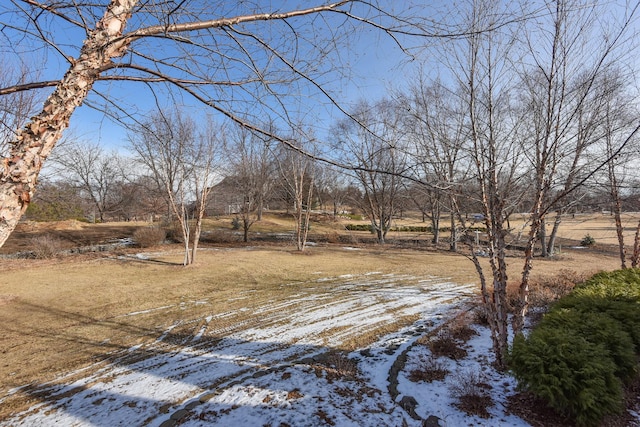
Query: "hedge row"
344 224 486 233
509 269 640 426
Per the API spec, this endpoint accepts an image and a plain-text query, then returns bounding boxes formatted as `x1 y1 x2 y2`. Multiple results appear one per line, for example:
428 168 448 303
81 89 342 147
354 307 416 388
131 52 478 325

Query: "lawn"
0 213 635 425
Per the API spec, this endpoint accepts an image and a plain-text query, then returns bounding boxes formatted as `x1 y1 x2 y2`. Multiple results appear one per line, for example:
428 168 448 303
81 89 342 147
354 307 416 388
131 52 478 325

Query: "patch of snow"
119 305 173 317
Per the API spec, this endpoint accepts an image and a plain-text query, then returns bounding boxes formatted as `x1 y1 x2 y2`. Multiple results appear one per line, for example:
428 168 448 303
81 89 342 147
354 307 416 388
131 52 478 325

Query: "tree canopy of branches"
129 109 221 265
0 0 431 248
335 99 408 244
51 140 127 222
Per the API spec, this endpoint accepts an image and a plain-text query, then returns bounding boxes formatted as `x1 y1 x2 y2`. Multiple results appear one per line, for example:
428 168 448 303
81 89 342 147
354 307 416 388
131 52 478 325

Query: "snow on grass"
0 273 541 427
396 325 529 427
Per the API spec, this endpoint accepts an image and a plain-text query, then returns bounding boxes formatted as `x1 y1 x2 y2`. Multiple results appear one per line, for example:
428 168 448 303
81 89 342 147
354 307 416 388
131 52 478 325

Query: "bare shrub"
324 232 341 244
528 269 586 309
450 369 493 418
321 351 359 381
408 354 449 383
448 316 478 342
204 228 238 244
30 234 64 259
133 226 166 248
429 331 468 360
164 221 185 243
506 269 587 314
472 305 490 326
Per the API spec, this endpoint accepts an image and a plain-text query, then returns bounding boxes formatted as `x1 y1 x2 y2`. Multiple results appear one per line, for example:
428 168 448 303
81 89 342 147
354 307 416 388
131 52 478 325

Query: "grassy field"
0 212 634 420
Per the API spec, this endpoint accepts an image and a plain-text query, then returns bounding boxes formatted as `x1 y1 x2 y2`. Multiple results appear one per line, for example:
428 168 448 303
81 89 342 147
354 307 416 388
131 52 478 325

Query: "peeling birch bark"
0 0 137 248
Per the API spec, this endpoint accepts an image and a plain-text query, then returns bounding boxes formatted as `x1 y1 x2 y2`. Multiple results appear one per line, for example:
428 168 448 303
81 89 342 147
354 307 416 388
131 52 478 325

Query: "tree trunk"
612 196 627 269
631 220 640 268
431 215 439 244
191 223 201 264
513 211 543 337
0 0 137 248
449 209 457 252
546 211 562 256
539 220 548 258
243 218 250 243
190 198 207 265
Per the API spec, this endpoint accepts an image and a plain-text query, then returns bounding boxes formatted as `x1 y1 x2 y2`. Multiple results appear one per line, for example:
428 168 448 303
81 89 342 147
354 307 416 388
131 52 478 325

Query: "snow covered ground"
2 271 635 426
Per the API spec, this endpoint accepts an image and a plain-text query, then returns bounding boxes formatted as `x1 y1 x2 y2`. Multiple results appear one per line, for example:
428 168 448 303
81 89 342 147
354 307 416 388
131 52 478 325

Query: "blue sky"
0 1 425 152
2 1 639 155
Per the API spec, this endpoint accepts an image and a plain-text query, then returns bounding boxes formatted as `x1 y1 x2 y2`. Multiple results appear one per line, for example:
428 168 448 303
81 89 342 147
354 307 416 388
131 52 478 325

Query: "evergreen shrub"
510 328 623 426
345 224 373 232
553 296 640 351
580 234 596 246
509 268 640 426
540 310 636 381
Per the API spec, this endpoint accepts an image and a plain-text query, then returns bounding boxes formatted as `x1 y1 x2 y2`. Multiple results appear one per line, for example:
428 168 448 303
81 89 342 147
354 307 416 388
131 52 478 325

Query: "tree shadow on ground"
0 301 387 427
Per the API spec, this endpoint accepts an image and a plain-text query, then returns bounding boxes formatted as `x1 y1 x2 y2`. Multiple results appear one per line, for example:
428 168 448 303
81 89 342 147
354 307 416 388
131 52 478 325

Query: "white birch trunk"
0 0 137 248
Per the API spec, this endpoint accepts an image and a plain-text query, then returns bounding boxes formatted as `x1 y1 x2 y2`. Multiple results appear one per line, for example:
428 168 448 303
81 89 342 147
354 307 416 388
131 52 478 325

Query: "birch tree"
598 72 638 269
129 109 221 265
275 135 318 251
513 0 640 335
438 0 526 367
437 0 639 367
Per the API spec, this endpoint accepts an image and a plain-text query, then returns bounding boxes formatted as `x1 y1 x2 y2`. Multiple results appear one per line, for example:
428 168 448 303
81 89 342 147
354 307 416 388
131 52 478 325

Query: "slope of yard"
2 269 479 426
0 214 637 426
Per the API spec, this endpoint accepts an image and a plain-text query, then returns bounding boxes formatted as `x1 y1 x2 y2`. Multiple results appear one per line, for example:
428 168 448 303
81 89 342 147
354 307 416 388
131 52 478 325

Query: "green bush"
553 296 640 352
539 310 637 381
510 328 623 426
345 224 373 232
552 269 640 350
580 234 595 246
576 269 640 299
392 225 431 232
510 268 640 426
343 224 487 233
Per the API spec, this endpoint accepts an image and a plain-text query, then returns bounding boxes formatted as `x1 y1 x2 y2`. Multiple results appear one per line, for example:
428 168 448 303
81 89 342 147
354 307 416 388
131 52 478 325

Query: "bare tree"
597 72 639 268
129 109 220 265
51 140 127 222
189 118 223 263
0 64 41 157
402 76 470 250
335 99 408 244
435 0 640 367
0 0 429 248
315 165 352 219
224 125 275 243
451 0 526 367
513 0 640 335
275 134 318 251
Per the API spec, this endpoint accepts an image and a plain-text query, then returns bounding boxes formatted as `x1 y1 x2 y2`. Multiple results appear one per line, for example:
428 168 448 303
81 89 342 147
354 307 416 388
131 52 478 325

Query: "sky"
2 1 640 156
1 1 427 153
